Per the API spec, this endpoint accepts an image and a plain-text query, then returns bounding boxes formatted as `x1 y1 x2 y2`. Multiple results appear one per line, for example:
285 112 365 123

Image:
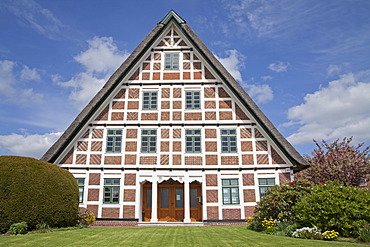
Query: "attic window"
165 53 179 70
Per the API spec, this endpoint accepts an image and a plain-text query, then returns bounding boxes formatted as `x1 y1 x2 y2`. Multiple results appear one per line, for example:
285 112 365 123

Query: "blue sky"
0 0 369 158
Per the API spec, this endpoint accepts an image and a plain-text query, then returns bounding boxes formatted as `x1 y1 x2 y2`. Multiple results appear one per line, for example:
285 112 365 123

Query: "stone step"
138 222 204 227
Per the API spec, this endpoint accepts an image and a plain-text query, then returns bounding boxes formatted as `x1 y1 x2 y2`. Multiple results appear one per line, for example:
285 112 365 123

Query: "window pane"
259 179 267 185
230 179 238 185
267 179 275 185
190 189 197 208
161 189 168 208
175 189 183 208
222 180 230 186
146 189 152 208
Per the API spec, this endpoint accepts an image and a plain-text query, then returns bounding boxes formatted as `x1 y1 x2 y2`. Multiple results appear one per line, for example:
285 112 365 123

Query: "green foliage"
274 222 301 237
0 156 79 233
322 230 339 241
358 225 370 242
77 208 96 227
35 223 52 233
293 181 370 237
254 179 313 222
292 226 323 240
7 222 28 235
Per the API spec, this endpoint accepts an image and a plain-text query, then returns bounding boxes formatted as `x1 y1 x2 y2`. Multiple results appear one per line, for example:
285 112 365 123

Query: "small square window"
185 129 201 153
106 129 122 153
222 179 239 204
185 91 201 109
141 129 157 153
142 91 158 110
165 53 179 70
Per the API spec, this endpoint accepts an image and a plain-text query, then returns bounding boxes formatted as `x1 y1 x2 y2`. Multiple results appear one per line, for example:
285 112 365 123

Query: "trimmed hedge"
0 156 79 233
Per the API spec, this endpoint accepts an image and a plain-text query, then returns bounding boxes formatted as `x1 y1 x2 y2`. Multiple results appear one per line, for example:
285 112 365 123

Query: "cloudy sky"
1 0 369 158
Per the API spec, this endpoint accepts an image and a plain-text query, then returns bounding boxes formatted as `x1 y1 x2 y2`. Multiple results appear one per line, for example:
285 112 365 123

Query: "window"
104 178 120 204
106 129 122 153
76 178 85 203
221 129 237 153
141 129 157 153
165 53 179 70
142 91 157 110
185 91 201 109
258 178 275 198
222 179 239 204
185 129 201 153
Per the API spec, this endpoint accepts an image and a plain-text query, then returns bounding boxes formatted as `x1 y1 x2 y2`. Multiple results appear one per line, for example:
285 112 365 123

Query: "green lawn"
0 226 363 247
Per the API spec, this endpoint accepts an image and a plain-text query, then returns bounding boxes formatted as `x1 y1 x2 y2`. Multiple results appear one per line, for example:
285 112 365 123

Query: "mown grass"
0 226 364 247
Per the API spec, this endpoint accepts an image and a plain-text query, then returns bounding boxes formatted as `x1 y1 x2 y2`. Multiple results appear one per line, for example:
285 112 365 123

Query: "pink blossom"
291 181 296 185
269 199 275 202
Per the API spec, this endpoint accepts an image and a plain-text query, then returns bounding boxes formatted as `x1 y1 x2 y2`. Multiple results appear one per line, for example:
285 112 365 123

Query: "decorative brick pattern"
81 130 89 139
154 53 161 60
183 53 190 60
129 68 139 80
87 205 99 217
104 156 121 165
128 88 139 99
205 111 216 120
207 206 219 220
95 106 109 121
206 155 218 165
205 101 216 109
126 129 137 139
161 129 170 138
89 173 101 185
172 154 181 165
60 148 73 164
153 63 161 70
221 156 239 165
242 154 254 165
124 174 136 185
124 155 136 165
243 174 255 186
219 100 232 109
205 129 217 138
218 87 230 98
173 129 181 138
142 62 150 70
124 189 136 202
111 112 124 121
205 142 217 152
204 87 216 98
164 73 180 80
91 141 102 151
127 112 138 121
102 208 119 218
183 72 190 79
185 156 202 165
161 88 170 98
92 129 104 139
193 72 202 79
160 155 170 165
87 189 99 201
140 156 157 165
173 101 182 109
153 73 160 80
173 141 181 152
127 101 139 109
257 154 269 165
206 190 218 203
235 104 249 120
245 206 255 218
272 148 286 164
241 141 253 152
193 62 202 70
123 205 135 218
204 67 215 79
161 101 170 109
279 173 291 184
183 62 190 70
185 113 202 121
77 141 88 151
193 54 199 60
173 88 182 98
240 128 252 138
161 112 170 121
173 111 182 121
244 189 256 202
223 209 241 220
125 142 137 152
255 129 265 138
141 113 158 121
76 154 87 164
256 141 268 151
206 174 218 186
114 89 126 99
219 111 233 120
112 101 125 109
90 154 102 165
160 141 169 152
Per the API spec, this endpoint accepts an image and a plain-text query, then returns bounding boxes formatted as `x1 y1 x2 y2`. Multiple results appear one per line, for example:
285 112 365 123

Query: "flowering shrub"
322 230 339 240
76 208 96 227
292 226 322 240
261 218 277 229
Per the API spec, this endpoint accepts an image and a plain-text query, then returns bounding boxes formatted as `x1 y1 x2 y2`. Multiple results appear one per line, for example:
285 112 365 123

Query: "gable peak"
160 10 186 25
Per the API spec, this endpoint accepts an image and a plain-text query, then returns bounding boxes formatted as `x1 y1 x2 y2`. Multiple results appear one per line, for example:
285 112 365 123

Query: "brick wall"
222 209 241 220
206 174 218 186
206 190 218 203
123 189 136 202
102 208 119 218
207 206 219 220
123 205 135 218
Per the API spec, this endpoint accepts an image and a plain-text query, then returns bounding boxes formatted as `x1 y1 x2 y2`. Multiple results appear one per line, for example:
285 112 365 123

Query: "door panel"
158 185 184 221
190 183 202 221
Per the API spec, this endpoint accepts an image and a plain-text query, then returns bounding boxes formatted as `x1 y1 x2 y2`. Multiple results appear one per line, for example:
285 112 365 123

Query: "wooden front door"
190 182 202 221
158 184 184 221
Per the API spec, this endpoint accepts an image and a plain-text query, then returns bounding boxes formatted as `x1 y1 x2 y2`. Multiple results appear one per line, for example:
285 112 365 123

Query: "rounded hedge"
0 156 79 233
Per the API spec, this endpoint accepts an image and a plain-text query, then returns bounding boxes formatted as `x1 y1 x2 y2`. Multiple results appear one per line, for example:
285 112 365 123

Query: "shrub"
77 208 96 227
292 226 323 240
0 156 79 233
253 179 313 222
322 230 339 241
35 223 52 233
274 222 301 237
358 225 370 242
293 181 370 237
7 222 28 235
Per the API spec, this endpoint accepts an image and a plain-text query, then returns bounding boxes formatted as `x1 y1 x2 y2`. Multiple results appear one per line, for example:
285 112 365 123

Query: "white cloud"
0 132 62 158
261 75 273 81
215 49 245 82
244 83 273 104
55 36 130 109
286 70 370 145
268 61 289 72
20 65 41 81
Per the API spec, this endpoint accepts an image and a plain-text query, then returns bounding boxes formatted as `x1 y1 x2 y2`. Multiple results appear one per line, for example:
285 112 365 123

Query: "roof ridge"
159 10 186 25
